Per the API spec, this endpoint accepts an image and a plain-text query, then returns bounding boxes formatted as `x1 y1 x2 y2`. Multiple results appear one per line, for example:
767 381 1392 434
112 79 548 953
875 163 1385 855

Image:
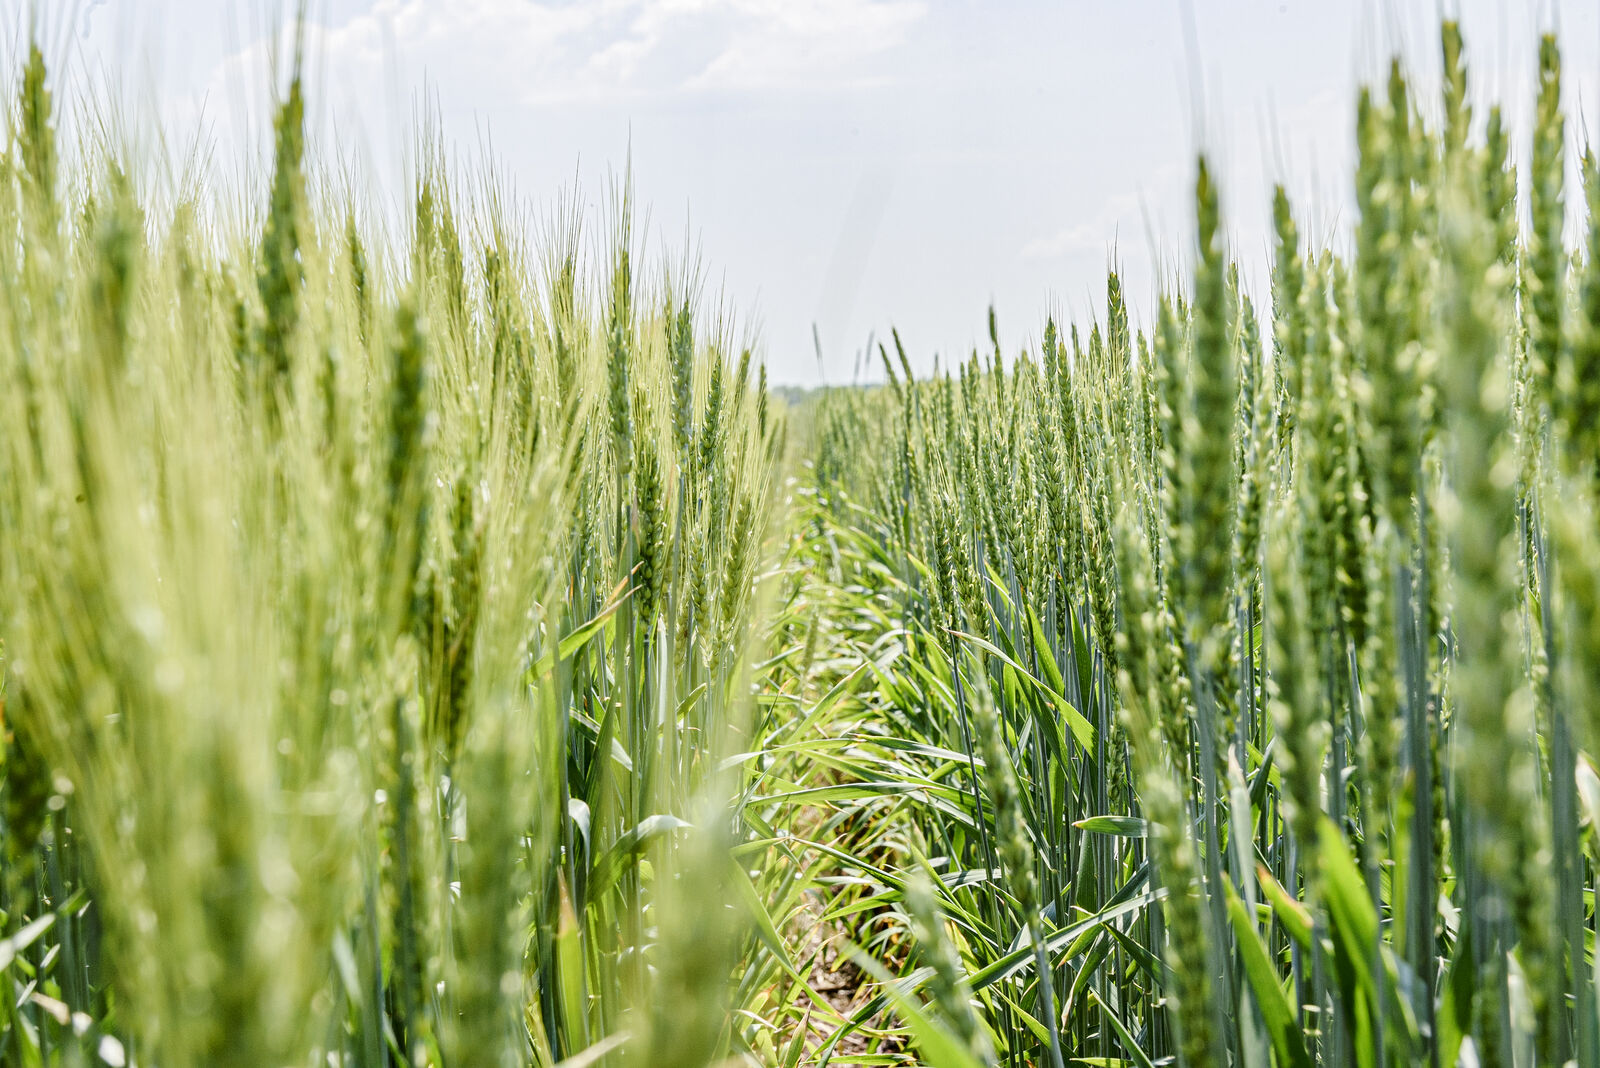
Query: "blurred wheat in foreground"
5 16 1600 1068
0 36 787 1068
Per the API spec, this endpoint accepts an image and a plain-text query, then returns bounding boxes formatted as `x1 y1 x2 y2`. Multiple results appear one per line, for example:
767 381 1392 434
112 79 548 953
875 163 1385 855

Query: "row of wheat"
0 39 803 1068
799 20 1600 1067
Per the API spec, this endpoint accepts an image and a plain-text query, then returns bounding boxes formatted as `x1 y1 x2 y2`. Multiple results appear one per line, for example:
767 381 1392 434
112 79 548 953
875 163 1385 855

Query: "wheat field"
2 15 1599 1068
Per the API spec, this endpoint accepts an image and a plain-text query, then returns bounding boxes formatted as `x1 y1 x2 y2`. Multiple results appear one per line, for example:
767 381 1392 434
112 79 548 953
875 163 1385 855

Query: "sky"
21 0 1600 384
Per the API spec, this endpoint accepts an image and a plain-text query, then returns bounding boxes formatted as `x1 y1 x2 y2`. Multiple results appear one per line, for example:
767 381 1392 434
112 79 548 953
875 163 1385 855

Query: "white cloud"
679 0 926 91
103 0 927 237
1021 220 1110 262
1021 171 1183 264
217 0 927 113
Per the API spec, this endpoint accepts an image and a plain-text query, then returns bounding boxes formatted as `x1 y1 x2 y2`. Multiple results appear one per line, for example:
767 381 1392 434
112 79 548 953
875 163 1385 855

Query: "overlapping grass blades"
0 39 794 1067
798 19 1600 1067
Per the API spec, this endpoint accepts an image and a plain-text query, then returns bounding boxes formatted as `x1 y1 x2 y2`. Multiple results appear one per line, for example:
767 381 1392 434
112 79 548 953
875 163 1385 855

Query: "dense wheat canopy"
3 11 1600 1068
